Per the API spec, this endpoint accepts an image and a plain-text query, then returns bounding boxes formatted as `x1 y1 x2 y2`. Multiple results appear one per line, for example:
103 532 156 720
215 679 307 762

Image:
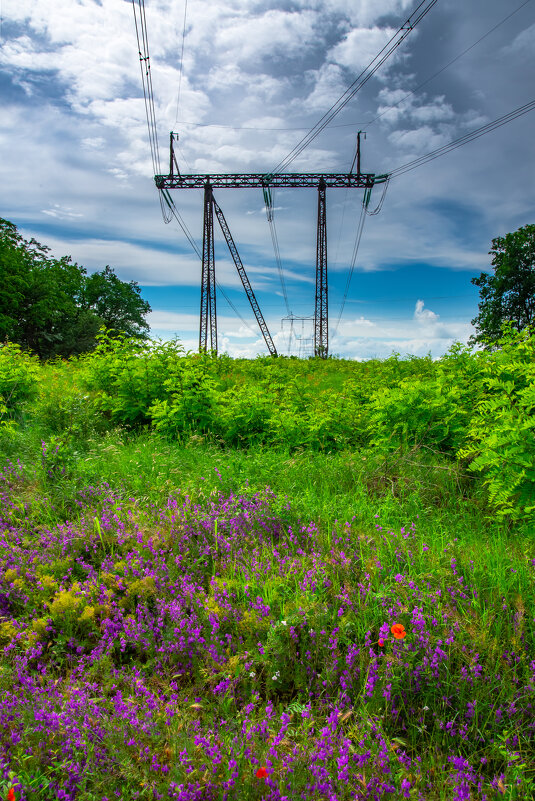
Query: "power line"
332 3 533 331
263 188 291 315
334 202 367 334
173 0 532 144
174 0 189 124
333 97 535 330
215 281 259 338
160 188 201 258
174 119 368 132
367 0 534 128
144 295 477 311
271 0 439 174
389 98 535 178
132 0 162 176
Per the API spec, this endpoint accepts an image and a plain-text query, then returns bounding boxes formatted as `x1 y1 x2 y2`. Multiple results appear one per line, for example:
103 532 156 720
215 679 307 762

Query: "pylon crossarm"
155 172 380 189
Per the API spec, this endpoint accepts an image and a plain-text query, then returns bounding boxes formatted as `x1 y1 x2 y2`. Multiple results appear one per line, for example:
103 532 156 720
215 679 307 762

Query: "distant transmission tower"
282 314 314 357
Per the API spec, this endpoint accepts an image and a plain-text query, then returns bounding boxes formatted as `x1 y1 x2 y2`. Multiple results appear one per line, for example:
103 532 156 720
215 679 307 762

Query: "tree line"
0 218 151 359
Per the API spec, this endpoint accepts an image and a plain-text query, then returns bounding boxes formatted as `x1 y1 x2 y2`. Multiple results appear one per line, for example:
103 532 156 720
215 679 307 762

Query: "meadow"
0 330 533 800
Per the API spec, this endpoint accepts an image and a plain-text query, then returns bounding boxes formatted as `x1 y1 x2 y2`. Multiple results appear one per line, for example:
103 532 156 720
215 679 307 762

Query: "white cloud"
376 88 455 127
503 22 535 58
329 26 400 74
41 204 83 220
293 0 414 27
0 0 530 361
81 137 106 150
213 9 318 65
414 299 439 323
388 125 450 152
303 63 347 111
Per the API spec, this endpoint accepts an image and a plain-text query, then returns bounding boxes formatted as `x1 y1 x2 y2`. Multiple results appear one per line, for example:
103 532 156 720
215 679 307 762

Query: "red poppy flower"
378 638 385 647
7 789 16 801
391 623 406 639
256 766 268 778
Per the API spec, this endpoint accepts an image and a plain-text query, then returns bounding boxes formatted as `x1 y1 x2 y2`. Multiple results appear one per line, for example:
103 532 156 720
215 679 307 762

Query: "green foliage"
459 326 535 522
215 382 274 445
149 353 217 437
3 330 535 523
368 343 486 456
0 342 40 426
470 223 535 347
83 265 151 339
80 332 208 429
0 218 151 358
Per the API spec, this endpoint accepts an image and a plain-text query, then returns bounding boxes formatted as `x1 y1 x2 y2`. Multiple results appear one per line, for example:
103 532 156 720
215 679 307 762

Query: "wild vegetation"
0 330 534 800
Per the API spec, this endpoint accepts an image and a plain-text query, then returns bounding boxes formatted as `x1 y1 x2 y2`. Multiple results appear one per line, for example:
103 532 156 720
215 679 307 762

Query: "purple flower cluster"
0 460 534 799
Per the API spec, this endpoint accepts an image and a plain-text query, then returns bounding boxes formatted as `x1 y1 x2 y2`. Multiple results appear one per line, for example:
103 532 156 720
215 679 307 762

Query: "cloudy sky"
1 0 534 358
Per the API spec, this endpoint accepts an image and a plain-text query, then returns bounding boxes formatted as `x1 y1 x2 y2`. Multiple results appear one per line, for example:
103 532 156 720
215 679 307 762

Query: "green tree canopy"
470 224 535 348
83 265 151 339
0 218 151 358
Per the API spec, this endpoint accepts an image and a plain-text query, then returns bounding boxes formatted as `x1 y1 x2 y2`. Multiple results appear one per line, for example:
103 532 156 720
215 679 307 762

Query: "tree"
83 266 151 339
0 218 152 358
470 224 535 348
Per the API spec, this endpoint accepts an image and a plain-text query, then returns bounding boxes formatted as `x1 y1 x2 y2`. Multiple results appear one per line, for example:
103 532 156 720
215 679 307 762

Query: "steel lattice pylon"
314 179 328 358
200 182 217 353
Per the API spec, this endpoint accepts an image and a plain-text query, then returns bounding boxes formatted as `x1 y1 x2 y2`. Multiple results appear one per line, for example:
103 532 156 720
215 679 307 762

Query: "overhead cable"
271 0 439 174
389 98 535 178
174 0 189 123
367 0 534 128
176 0 532 135
263 188 291 315
334 202 367 336
215 282 259 338
132 0 162 176
160 189 202 259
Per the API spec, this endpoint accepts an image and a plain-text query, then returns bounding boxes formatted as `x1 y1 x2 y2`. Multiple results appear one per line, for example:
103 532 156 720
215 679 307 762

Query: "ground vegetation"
0 332 533 800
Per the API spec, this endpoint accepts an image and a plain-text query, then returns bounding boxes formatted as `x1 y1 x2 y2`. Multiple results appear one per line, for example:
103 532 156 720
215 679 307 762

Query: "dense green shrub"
367 344 486 456
79 333 186 427
0 341 40 427
459 327 535 522
25 330 531 524
149 354 216 437
215 383 274 445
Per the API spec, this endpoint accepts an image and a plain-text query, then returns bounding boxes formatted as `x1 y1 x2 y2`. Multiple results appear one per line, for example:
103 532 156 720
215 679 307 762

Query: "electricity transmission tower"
156 135 386 357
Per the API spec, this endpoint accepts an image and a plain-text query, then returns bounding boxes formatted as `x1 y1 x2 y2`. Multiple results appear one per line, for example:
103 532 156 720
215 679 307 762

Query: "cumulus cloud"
503 22 535 58
213 9 318 65
293 0 414 27
414 299 439 323
329 26 399 74
388 125 450 152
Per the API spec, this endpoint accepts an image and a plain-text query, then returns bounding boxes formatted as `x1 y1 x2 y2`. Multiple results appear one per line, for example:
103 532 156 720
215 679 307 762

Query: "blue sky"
1 0 534 358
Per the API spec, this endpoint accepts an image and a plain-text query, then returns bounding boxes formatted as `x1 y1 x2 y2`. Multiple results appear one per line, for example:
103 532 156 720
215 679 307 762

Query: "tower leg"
314 179 328 358
200 182 217 354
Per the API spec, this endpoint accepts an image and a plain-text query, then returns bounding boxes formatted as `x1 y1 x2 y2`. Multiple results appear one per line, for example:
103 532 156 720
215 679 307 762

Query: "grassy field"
0 340 534 800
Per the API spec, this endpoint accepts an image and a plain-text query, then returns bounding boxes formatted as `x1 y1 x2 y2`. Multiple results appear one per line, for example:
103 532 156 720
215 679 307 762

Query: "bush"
149 354 216 438
459 327 535 523
79 333 186 427
0 341 40 427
